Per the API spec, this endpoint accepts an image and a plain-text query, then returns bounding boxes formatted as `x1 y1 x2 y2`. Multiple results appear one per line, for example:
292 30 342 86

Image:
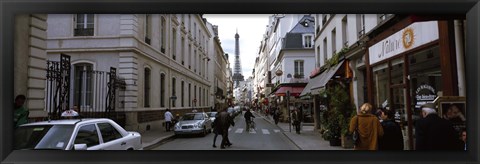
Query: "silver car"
174 112 212 136
14 118 142 150
206 112 218 124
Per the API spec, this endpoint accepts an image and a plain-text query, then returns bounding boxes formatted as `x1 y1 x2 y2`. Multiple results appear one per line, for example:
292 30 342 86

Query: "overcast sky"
203 14 271 79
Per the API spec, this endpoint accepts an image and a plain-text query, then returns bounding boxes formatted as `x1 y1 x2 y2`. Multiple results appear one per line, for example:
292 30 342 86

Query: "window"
189 83 191 106
181 37 185 65
74 63 93 109
172 28 177 60
316 46 321 67
303 34 313 48
294 60 304 77
181 81 184 107
199 87 202 106
74 124 99 147
172 78 176 107
98 123 122 143
160 17 166 53
194 23 197 39
194 85 197 106
323 38 328 65
144 68 151 107
357 14 366 38
332 28 337 54
188 44 192 69
194 50 197 72
145 14 151 45
322 14 328 26
74 14 94 36
160 73 165 107
342 16 348 47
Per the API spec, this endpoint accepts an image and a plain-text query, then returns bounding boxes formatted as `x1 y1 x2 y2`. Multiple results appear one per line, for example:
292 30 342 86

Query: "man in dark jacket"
244 108 255 131
415 103 463 150
378 108 404 150
217 108 234 149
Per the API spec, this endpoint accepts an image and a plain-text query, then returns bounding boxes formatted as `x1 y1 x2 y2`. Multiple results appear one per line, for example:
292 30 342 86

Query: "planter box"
329 138 341 146
341 134 354 148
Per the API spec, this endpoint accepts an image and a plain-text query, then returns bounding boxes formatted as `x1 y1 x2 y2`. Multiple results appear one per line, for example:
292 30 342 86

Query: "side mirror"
74 144 87 150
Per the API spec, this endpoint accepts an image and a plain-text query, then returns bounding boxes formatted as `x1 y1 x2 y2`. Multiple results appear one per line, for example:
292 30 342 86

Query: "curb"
142 134 176 150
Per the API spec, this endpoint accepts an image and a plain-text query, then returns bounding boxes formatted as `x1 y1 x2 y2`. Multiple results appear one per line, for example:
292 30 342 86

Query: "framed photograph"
435 96 466 132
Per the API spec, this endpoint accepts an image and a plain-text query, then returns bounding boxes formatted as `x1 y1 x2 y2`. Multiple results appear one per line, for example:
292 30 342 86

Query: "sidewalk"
139 122 176 150
258 112 352 150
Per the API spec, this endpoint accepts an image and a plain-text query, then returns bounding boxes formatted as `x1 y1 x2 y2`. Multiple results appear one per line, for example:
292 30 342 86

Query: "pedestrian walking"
212 116 220 148
273 107 281 125
415 103 463 150
218 108 234 149
244 108 255 131
377 108 404 150
349 103 384 150
292 108 301 134
13 95 29 128
164 109 174 132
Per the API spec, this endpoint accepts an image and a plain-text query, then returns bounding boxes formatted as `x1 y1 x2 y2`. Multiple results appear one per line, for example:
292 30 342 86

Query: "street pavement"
140 111 353 150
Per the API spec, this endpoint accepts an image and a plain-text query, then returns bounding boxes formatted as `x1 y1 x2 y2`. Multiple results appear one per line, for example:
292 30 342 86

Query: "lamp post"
287 90 291 132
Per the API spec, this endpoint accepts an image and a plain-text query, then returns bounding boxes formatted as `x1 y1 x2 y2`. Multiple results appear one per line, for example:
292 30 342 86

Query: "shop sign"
415 84 437 108
369 21 439 65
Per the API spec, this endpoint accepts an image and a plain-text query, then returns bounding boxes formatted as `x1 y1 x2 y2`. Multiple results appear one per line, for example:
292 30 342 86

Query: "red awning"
275 86 305 97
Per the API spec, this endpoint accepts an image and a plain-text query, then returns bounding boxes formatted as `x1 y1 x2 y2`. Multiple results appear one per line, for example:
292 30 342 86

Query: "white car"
14 118 142 150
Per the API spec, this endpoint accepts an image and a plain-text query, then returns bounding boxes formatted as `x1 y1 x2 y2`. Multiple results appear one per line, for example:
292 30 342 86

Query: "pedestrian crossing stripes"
235 128 243 133
230 128 280 134
262 129 270 134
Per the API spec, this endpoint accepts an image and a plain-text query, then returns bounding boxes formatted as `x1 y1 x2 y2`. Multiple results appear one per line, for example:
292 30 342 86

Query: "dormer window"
302 34 314 48
302 21 309 27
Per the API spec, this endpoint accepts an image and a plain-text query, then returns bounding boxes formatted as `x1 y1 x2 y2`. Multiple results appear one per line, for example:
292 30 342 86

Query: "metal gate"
46 54 125 125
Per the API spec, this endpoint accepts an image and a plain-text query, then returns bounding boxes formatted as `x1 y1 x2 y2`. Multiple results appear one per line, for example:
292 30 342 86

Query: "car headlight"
175 123 181 130
194 122 202 128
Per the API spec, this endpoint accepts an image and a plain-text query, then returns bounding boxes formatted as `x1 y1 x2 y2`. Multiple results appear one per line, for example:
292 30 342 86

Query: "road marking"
262 129 270 134
249 129 256 134
235 128 243 133
274 129 280 133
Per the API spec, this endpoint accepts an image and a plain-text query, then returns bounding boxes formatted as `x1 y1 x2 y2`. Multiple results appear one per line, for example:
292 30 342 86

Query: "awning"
299 72 324 97
310 60 345 94
275 86 305 97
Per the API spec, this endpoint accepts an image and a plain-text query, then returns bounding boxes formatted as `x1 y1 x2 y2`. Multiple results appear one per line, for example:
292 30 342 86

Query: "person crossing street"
244 108 255 132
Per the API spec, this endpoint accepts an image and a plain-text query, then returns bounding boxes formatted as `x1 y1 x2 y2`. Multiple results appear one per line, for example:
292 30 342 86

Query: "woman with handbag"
349 103 384 150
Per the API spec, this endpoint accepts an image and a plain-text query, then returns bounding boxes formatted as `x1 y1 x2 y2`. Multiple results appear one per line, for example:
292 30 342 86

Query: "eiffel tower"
232 29 244 88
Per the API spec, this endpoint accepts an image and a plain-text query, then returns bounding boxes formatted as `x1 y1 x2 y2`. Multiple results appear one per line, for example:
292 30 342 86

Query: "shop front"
366 19 463 150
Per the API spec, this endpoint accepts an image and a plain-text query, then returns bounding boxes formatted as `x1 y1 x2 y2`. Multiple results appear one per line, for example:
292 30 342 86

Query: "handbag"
352 116 360 145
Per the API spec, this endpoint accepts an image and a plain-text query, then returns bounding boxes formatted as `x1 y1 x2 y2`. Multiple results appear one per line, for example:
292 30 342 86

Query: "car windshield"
207 112 217 117
182 114 204 120
14 125 75 150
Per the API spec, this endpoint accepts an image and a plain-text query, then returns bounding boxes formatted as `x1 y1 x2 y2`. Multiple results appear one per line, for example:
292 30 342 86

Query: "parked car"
174 112 212 136
206 112 218 124
14 118 142 150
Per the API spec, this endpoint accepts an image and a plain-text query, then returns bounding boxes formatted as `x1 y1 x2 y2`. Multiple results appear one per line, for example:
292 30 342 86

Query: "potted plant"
322 83 355 147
